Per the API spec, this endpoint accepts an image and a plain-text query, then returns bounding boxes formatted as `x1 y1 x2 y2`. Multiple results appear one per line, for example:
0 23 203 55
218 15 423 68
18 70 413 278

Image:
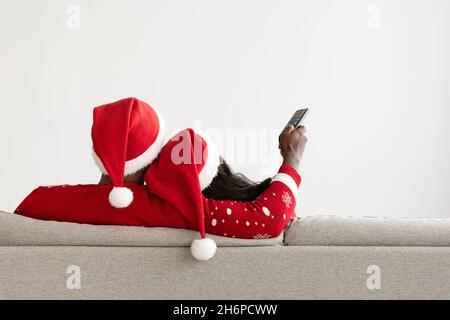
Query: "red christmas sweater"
15 165 300 239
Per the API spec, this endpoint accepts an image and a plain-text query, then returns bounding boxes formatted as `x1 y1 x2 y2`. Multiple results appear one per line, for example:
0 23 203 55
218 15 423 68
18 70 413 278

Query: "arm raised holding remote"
279 124 307 171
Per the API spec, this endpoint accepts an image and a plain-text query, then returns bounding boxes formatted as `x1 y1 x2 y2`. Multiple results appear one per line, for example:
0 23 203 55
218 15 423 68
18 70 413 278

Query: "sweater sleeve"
203 164 301 239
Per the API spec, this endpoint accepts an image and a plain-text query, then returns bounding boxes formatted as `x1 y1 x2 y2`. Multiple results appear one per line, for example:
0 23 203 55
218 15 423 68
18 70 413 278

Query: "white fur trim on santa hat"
190 238 217 261
92 108 166 177
109 187 134 209
198 133 221 191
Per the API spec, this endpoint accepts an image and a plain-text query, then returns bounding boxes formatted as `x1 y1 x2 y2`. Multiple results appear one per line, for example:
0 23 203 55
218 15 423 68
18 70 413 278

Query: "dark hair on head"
202 158 271 201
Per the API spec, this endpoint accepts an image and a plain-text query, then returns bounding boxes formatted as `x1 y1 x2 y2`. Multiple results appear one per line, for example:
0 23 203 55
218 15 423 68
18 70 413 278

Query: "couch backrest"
0 211 284 247
284 215 450 247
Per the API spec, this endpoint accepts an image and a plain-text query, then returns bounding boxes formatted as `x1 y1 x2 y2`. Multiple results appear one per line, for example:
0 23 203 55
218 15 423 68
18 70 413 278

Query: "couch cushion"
284 215 450 247
0 211 283 247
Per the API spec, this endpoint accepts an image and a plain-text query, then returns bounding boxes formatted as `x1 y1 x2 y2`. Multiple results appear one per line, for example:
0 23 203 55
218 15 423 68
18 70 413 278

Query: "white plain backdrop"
0 0 449 217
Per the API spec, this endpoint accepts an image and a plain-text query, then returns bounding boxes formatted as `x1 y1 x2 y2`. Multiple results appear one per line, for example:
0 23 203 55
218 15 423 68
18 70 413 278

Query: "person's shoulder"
30 184 115 196
36 184 97 190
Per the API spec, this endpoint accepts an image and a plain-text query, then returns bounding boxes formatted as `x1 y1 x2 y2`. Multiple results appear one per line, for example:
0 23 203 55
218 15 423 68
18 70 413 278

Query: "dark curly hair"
202 158 271 201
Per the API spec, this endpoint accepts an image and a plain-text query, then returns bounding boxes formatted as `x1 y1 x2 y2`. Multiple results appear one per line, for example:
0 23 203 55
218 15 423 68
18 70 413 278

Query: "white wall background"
0 0 449 217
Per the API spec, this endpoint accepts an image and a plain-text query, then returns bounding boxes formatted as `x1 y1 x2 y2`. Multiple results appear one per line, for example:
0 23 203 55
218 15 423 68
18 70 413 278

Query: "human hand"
278 125 307 170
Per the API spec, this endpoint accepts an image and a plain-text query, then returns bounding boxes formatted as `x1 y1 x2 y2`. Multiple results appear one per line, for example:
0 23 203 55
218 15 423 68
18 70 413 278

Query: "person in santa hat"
15 97 307 261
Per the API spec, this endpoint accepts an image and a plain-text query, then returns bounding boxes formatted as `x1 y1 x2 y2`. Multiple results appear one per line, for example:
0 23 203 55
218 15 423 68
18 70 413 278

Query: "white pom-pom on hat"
109 187 134 209
190 238 217 261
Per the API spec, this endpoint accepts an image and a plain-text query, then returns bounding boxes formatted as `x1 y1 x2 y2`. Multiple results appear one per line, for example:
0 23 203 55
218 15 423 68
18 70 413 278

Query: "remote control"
285 108 309 130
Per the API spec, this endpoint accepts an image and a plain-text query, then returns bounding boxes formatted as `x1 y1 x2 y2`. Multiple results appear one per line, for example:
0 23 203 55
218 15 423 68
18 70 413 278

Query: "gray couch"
0 211 449 299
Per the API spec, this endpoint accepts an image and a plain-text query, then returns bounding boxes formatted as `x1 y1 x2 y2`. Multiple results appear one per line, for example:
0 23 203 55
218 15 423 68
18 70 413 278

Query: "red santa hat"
91 97 165 209
185 131 220 261
145 128 221 261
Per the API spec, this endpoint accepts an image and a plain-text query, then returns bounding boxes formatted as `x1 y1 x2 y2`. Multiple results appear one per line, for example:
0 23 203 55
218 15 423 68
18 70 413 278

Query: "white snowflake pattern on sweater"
281 191 292 208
